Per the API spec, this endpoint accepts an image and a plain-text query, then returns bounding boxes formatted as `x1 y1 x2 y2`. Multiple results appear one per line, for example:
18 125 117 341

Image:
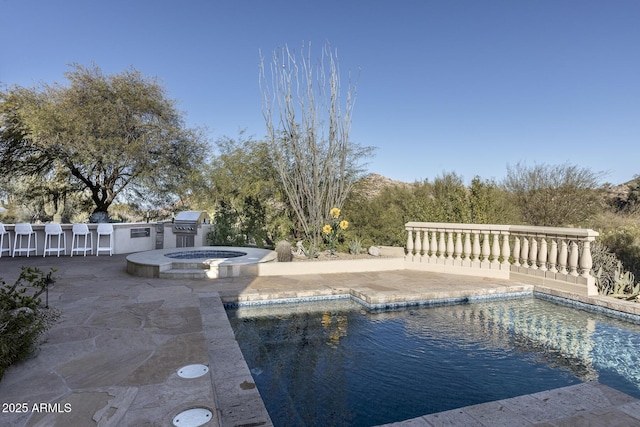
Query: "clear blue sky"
2 0 639 185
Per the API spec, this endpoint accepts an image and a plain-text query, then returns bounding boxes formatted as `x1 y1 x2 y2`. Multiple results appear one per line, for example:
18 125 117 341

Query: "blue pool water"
227 296 640 427
165 249 246 259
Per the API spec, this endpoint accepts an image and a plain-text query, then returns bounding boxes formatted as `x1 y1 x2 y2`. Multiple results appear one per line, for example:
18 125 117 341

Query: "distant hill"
353 173 412 199
606 177 640 209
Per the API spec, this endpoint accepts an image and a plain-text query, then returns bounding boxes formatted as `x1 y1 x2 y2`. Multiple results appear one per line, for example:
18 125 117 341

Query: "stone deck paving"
0 254 639 426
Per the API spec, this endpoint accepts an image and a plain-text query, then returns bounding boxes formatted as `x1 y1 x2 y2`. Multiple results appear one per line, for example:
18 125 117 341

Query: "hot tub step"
172 261 208 270
159 268 207 279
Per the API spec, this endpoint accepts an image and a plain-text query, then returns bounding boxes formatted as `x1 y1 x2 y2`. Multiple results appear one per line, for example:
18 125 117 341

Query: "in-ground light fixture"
44 271 55 308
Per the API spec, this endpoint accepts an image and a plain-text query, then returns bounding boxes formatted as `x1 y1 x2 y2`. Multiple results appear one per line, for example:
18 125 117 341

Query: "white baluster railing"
405 222 599 295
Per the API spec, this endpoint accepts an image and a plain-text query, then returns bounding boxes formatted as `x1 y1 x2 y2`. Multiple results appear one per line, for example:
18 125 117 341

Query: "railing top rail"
405 222 598 238
509 225 598 238
405 222 510 232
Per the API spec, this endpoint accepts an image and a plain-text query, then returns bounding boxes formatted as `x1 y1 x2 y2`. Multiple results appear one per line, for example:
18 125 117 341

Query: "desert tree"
469 176 520 224
259 42 374 244
503 162 604 227
0 64 208 221
430 172 471 223
202 131 290 247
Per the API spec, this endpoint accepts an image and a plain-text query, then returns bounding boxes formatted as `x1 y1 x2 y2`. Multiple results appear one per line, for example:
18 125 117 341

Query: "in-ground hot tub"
126 246 277 279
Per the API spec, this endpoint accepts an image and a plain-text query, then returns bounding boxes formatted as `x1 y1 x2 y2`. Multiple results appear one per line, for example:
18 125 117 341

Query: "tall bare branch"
260 42 373 244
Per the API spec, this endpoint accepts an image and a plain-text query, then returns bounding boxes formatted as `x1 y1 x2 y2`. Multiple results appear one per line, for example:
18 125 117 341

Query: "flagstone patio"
1 254 640 426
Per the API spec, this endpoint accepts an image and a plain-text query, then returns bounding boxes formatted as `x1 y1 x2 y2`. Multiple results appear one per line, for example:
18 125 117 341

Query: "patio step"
159 268 207 279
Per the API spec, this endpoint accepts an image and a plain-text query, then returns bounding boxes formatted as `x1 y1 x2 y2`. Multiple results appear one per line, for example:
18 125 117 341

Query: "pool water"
227 297 640 427
165 249 246 259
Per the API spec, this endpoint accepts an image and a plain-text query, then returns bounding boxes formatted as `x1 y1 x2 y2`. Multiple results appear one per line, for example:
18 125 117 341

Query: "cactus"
275 240 293 262
301 242 319 259
598 260 640 300
592 241 640 300
349 238 363 255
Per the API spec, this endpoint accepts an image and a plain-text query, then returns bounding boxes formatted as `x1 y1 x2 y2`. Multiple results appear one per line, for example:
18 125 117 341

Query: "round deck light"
172 407 213 427
177 364 209 379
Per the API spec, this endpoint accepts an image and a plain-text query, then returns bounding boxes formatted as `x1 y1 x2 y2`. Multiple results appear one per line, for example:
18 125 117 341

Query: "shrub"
344 185 414 247
0 267 60 381
503 162 604 227
207 202 247 246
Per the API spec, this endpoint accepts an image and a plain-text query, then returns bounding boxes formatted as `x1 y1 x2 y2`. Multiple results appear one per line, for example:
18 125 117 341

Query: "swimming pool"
227 296 640 427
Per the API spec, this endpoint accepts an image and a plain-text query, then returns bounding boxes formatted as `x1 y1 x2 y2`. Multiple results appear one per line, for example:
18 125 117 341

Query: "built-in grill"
172 211 210 247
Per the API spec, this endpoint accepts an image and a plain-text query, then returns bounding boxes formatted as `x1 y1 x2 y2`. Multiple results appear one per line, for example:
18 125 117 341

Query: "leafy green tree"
430 172 471 223
345 183 415 247
0 164 88 222
400 173 470 224
201 133 290 247
208 200 247 246
470 176 520 224
0 64 208 220
503 162 603 227
346 172 518 248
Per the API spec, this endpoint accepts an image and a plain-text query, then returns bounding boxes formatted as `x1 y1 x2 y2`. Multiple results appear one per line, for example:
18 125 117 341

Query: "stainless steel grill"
172 211 210 234
172 211 210 247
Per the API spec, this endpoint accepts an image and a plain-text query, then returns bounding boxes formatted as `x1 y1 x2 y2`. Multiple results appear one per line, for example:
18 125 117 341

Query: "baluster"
481 231 490 262
407 230 414 256
558 238 568 274
463 232 472 260
423 230 428 257
446 231 454 260
521 237 529 267
414 229 422 258
529 236 538 270
472 231 481 261
512 236 521 267
454 232 462 260
430 231 438 260
580 240 594 279
538 238 548 272
501 232 510 266
491 232 500 266
438 231 446 259
548 238 558 273
568 240 579 276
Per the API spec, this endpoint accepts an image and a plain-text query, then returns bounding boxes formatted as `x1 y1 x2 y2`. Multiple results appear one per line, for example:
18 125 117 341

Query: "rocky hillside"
354 173 412 199
606 177 640 210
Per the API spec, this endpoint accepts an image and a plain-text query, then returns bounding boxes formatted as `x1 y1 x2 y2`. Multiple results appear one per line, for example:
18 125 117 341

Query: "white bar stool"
12 223 37 257
43 223 67 257
0 223 10 257
96 223 114 256
71 223 93 256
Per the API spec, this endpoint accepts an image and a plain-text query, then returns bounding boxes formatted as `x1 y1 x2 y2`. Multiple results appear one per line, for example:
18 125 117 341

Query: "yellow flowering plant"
323 207 349 255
